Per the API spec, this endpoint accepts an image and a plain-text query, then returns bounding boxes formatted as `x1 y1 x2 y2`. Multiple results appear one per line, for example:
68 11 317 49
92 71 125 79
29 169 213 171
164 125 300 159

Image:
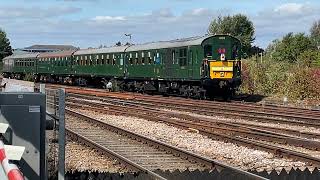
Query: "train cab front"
201 35 242 98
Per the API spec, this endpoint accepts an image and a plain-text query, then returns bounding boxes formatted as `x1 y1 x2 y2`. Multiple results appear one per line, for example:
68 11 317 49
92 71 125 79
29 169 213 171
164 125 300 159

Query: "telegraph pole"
125 34 132 44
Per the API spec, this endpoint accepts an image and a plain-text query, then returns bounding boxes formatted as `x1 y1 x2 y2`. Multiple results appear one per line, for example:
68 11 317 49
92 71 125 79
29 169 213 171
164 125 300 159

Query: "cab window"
204 45 212 58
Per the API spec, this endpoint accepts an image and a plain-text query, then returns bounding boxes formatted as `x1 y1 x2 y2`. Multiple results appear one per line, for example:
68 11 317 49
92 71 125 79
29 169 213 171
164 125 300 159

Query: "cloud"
250 2 320 47
92 16 126 22
2 2 320 49
0 6 81 19
274 3 304 14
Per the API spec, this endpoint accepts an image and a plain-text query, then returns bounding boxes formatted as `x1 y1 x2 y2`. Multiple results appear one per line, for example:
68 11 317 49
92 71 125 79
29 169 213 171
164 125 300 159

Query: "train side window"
113 58 116 65
106 54 110 65
204 45 212 58
96 55 99 65
189 51 193 65
112 54 116 65
141 52 145 65
172 50 175 64
155 52 161 64
135 53 139 65
179 48 187 66
100 55 104 65
195 51 198 64
146 52 150 65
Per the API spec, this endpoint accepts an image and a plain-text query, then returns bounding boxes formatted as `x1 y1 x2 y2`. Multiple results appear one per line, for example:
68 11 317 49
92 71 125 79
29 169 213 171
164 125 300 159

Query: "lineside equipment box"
0 92 46 180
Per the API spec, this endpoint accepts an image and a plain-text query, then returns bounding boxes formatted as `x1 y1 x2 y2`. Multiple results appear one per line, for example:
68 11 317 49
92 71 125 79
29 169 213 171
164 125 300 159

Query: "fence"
42 86 65 180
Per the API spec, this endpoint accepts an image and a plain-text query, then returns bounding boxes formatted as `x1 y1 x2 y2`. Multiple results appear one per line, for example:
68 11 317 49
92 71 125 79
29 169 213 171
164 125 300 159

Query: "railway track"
67 92 320 129
66 109 265 180
66 96 320 167
47 85 320 124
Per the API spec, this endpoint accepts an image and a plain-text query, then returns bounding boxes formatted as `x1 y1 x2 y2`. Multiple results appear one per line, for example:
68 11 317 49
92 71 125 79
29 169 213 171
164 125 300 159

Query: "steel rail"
66 128 167 180
66 101 320 167
67 93 320 128
66 109 267 180
65 95 320 138
66 98 320 150
47 84 320 117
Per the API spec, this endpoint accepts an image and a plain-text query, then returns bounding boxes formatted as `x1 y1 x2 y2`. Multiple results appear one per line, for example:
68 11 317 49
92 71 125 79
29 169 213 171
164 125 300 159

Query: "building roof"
74 46 129 55
38 50 76 58
3 53 39 60
23 45 78 51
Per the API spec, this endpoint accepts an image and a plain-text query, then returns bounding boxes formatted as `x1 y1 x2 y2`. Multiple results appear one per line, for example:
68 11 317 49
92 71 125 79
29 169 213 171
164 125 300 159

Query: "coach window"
189 51 193 65
129 53 133 65
195 51 199 64
179 48 187 66
134 53 141 64
155 52 161 64
89 55 92 65
172 50 176 64
106 54 109 64
65 57 68 66
147 52 152 64
60 57 62 66
112 54 116 65
100 55 104 65
204 45 212 58
141 52 145 65
96 55 99 65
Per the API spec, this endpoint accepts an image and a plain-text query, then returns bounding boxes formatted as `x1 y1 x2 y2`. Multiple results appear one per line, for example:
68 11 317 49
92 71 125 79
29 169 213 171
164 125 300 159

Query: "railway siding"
66 109 265 179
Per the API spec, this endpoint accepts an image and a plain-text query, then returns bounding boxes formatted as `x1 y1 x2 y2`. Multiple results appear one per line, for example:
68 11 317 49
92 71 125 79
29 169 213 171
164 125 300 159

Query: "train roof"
126 36 207 52
74 46 129 55
3 53 39 60
126 35 240 52
38 50 76 58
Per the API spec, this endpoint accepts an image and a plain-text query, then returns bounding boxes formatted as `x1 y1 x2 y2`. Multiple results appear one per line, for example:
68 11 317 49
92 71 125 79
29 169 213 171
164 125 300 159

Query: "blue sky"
1 0 320 49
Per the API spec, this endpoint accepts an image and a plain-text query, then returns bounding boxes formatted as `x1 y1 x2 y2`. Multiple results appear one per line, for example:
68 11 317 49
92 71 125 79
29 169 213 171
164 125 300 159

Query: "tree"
0 29 12 61
266 33 314 63
208 14 255 57
310 20 320 49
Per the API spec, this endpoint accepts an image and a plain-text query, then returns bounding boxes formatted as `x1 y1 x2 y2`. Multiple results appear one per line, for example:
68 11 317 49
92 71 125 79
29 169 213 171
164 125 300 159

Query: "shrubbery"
240 24 320 101
241 58 320 100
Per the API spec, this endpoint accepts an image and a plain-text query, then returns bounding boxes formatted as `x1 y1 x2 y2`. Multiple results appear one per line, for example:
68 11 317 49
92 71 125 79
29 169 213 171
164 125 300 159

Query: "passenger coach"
2 34 242 98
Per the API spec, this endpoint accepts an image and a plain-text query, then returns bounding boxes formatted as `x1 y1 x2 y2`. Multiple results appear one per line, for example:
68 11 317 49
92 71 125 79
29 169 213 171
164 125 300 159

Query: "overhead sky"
1 0 320 49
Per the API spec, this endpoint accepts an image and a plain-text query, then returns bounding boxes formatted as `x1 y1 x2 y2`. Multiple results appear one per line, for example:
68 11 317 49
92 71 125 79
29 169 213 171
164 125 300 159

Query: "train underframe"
3 72 241 100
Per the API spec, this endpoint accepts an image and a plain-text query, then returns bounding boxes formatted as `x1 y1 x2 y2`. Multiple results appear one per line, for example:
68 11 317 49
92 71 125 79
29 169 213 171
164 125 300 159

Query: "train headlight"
220 54 225 61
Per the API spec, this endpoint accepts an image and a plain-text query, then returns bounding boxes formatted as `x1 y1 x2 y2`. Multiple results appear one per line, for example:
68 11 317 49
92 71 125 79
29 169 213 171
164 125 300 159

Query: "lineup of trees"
0 29 12 61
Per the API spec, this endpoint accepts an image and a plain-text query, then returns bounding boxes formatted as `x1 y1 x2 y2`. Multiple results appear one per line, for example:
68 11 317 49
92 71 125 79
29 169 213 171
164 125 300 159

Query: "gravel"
70 108 309 172
66 141 127 173
160 108 320 136
46 130 127 177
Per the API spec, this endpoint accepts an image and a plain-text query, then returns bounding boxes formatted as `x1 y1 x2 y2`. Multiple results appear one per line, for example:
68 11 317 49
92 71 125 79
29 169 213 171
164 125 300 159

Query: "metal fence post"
40 84 45 94
58 89 65 180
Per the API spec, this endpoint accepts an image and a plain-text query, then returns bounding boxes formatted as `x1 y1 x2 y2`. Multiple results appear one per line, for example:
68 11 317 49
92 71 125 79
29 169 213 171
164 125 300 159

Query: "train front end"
201 35 242 98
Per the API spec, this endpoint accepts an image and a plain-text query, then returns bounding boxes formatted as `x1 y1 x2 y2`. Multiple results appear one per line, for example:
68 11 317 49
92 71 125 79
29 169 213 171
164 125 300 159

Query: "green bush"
241 58 320 100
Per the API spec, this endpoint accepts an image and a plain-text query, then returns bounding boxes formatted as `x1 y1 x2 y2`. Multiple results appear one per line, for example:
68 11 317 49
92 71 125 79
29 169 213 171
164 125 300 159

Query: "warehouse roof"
23 45 78 52
3 53 39 60
38 50 76 58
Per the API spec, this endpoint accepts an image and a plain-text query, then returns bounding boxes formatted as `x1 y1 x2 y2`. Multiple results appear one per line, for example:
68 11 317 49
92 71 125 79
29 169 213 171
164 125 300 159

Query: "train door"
188 49 193 78
164 49 174 78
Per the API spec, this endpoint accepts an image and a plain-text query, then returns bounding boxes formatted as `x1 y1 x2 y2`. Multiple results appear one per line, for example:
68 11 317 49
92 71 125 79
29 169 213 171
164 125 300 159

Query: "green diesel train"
2 34 242 98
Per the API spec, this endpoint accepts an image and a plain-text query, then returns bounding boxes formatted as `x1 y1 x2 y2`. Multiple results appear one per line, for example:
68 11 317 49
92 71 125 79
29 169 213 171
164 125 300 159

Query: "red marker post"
0 141 24 180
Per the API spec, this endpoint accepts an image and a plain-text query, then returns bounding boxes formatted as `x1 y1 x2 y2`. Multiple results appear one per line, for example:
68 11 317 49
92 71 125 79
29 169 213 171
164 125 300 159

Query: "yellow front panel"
210 61 234 79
